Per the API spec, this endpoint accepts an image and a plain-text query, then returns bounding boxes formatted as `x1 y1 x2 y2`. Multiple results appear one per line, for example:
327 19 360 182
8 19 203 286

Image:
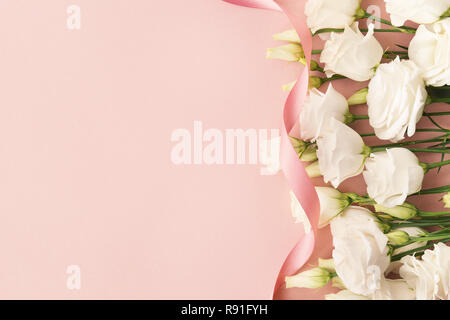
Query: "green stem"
313 28 414 36
360 128 450 137
412 185 450 196
419 210 450 217
385 50 408 55
394 234 450 249
370 134 449 149
370 146 450 154
312 49 322 55
391 221 450 229
322 74 346 83
424 112 450 116
408 148 450 154
391 240 450 261
353 115 369 120
429 98 450 104
425 159 450 170
362 11 416 33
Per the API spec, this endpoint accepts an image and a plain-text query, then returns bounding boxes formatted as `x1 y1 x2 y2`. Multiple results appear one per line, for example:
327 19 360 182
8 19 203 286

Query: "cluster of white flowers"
269 0 450 300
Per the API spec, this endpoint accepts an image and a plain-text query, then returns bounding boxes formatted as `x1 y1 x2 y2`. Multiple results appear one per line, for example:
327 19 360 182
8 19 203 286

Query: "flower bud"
290 136 307 153
305 161 322 178
273 29 300 43
310 60 320 71
443 192 450 208
374 202 418 220
376 221 391 234
309 76 323 89
300 144 318 162
266 43 304 62
386 230 410 245
347 87 368 106
289 137 318 162
318 258 335 272
285 267 331 289
331 277 346 290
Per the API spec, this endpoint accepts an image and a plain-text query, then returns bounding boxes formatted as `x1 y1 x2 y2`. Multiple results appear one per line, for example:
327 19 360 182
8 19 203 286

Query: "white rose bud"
266 43 305 62
374 202 418 220
385 0 450 26
347 87 368 106
392 227 427 258
367 58 427 142
363 148 425 208
316 118 368 188
305 160 322 178
316 187 351 227
385 226 428 276
285 267 332 289
299 84 350 142
386 230 410 246
318 258 336 272
400 243 450 300
289 137 318 162
320 23 383 81
273 29 300 43
305 0 361 35
331 206 390 296
409 18 450 87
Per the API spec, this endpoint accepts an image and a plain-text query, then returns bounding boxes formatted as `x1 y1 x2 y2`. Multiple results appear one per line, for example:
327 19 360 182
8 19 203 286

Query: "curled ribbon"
221 0 320 299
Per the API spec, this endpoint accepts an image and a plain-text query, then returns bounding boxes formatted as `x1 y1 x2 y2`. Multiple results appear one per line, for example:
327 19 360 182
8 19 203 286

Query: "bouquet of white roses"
266 0 450 300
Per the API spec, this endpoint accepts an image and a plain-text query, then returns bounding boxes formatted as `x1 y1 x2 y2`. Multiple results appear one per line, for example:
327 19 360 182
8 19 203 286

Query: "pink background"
0 0 447 299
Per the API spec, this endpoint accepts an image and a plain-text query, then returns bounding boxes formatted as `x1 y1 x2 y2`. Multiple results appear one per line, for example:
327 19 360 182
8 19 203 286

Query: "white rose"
385 0 450 26
367 58 427 142
400 243 450 300
371 278 416 300
305 0 361 34
331 206 390 296
409 18 450 87
363 148 425 208
299 84 349 142
320 23 384 81
316 118 367 188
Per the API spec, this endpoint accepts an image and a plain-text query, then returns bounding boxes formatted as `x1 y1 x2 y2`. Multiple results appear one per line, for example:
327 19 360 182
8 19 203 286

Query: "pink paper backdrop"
0 0 447 299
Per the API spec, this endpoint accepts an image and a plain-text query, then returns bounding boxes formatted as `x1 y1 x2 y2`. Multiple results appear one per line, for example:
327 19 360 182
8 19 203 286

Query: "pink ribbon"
221 0 320 299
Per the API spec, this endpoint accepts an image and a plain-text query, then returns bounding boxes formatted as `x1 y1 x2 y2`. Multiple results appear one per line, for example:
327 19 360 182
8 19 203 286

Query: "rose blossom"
320 23 383 81
367 58 427 142
331 206 390 296
305 0 361 34
385 0 450 26
363 148 424 208
299 84 349 142
316 118 367 188
409 18 450 87
400 243 450 300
